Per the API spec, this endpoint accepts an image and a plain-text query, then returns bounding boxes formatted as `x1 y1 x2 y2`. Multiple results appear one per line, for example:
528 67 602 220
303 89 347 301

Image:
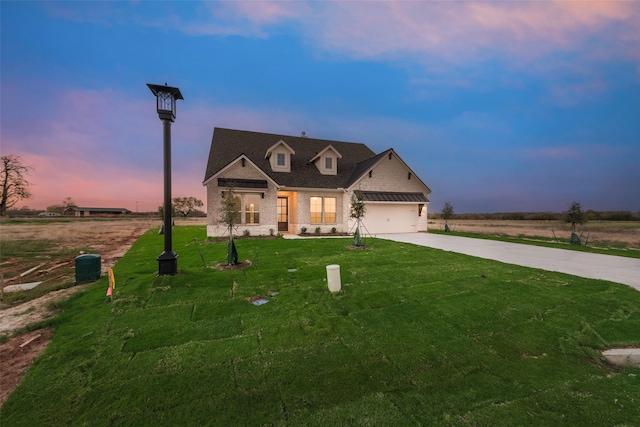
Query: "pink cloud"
223 0 305 25
318 1 639 62
13 149 208 213
526 146 582 161
2 87 208 212
202 1 639 64
523 143 628 162
547 79 609 107
6 86 367 213
178 1 309 37
46 1 640 64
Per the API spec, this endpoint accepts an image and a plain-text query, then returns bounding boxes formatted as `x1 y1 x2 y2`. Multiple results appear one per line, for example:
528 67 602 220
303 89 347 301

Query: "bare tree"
1 155 34 216
173 196 204 217
47 197 77 214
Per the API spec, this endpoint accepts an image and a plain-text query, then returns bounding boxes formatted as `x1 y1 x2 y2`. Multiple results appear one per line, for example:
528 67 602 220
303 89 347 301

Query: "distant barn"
64 207 132 217
38 211 61 217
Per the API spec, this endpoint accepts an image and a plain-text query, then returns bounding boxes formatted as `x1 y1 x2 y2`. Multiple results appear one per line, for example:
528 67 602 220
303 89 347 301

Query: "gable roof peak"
264 139 296 159
309 144 343 163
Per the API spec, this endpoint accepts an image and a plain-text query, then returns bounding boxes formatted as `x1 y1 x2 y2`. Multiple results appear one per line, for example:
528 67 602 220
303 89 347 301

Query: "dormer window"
265 140 295 173
310 144 342 176
325 157 333 170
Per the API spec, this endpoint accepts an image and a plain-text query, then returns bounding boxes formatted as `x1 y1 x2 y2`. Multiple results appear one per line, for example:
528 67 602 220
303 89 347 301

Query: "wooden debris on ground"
19 334 42 348
19 263 47 277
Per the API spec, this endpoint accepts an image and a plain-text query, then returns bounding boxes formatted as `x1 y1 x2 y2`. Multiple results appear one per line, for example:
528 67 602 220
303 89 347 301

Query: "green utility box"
75 254 101 284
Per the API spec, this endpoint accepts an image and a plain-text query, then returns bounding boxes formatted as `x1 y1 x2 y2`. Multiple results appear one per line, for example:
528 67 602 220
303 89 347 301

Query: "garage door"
362 204 418 234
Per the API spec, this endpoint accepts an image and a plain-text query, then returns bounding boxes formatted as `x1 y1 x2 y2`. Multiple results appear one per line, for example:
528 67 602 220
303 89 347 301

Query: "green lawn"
2 226 639 426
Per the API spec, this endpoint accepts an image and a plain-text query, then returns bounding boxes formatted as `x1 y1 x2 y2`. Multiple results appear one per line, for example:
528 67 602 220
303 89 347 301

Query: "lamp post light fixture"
147 83 184 276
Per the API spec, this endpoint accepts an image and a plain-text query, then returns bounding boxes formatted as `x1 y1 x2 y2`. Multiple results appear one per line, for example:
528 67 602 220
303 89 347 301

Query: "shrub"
315 227 321 234
562 201 586 233
300 227 307 234
331 227 337 234
243 229 250 237
269 228 275 236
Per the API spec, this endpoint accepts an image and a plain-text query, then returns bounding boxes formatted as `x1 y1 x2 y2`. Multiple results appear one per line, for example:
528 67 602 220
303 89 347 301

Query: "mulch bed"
347 245 369 250
214 260 251 270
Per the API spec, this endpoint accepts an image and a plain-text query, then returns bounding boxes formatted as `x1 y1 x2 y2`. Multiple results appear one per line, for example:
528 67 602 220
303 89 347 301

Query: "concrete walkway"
377 233 640 291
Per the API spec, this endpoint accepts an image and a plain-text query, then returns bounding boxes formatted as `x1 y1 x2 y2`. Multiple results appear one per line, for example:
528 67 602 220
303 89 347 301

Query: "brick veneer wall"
348 153 430 232
206 160 278 237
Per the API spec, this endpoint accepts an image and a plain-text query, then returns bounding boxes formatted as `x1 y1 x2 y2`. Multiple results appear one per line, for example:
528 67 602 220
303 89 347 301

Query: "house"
38 211 62 217
203 128 431 236
64 207 132 217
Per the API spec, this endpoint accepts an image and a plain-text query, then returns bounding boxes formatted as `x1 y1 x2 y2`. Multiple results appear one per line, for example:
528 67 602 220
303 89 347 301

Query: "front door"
277 197 288 232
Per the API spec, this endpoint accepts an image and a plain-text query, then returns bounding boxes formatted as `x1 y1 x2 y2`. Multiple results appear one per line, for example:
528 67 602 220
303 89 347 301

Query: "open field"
429 219 640 250
0 218 206 308
1 227 639 424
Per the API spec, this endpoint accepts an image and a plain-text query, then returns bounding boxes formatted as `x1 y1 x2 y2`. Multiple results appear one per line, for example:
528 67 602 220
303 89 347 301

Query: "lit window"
277 153 285 166
324 197 336 223
223 192 260 224
325 156 333 170
310 196 336 224
310 197 323 224
244 194 260 224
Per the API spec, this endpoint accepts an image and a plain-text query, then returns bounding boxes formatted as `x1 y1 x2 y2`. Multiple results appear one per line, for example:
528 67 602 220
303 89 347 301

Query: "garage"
357 191 429 234
362 203 419 234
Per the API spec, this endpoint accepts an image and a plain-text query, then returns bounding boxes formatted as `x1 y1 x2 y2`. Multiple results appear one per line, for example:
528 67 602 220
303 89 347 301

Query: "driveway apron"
378 233 640 291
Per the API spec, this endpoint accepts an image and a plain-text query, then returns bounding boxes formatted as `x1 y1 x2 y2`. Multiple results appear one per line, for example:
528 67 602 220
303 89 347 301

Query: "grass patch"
2 226 639 425
430 229 640 259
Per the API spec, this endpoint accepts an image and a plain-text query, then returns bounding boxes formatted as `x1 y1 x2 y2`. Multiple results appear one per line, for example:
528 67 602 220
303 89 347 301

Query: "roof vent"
301 131 307 138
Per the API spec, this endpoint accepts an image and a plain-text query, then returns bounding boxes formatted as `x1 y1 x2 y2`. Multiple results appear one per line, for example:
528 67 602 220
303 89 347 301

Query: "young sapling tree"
441 201 454 232
350 190 366 246
219 187 241 264
562 201 587 245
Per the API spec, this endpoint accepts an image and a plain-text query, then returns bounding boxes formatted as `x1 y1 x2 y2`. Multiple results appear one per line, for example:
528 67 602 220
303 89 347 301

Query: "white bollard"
326 264 341 292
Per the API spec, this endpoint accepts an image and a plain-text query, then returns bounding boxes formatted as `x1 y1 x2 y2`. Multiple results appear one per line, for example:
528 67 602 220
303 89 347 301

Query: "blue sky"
2 1 639 213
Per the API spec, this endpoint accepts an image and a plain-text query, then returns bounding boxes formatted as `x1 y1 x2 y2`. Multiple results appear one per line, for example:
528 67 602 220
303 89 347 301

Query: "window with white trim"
310 196 336 224
222 192 261 224
244 194 260 224
325 156 333 170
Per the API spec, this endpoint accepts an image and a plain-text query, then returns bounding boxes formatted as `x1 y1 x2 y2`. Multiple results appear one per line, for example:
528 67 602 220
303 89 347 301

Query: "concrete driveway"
378 233 640 291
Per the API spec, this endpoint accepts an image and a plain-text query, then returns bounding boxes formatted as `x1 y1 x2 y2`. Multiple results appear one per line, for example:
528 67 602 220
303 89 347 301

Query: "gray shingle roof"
203 128 377 189
343 149 391 188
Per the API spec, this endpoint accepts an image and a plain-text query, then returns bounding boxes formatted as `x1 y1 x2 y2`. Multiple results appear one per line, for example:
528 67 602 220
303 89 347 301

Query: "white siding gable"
265 140 295 173
310 145 342 176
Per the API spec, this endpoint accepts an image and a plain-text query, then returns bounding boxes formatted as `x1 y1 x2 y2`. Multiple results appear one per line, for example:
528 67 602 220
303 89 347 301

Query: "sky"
2 1 639 214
